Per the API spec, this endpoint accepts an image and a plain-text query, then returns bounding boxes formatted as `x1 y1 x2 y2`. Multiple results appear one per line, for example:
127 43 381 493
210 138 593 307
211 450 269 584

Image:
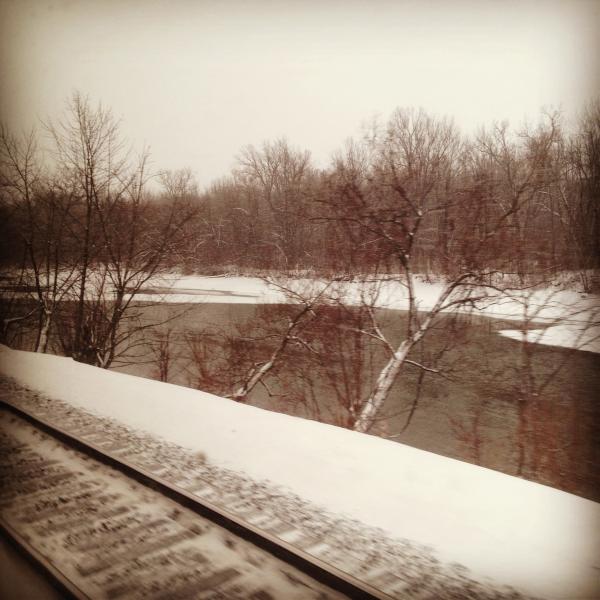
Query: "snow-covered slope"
1 345 598 599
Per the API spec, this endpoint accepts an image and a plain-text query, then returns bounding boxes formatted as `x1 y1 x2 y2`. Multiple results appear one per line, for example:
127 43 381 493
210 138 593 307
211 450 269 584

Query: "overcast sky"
1 0 599 188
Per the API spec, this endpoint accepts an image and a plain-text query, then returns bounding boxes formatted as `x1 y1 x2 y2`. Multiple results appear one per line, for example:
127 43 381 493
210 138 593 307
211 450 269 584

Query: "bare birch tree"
319 108 562 433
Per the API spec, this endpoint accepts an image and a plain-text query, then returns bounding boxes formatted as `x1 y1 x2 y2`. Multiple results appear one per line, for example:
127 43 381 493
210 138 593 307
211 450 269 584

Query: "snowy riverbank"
138 274 600 353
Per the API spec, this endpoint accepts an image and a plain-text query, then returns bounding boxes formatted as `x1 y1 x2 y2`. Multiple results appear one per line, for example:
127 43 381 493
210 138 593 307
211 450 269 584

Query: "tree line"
192 104 599 288
3 96 598 287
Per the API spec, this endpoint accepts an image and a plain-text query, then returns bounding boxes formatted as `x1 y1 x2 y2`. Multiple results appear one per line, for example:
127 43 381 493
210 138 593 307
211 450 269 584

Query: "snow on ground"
499 321 600 353
5 269 598 351
1 344 599 599
139 274 600 353
135 274 286 304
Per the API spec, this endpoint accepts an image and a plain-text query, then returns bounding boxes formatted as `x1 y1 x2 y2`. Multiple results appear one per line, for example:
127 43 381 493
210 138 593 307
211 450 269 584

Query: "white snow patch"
138 275 600 353
499 323 600 353
134 275 287 304
1 344 599 599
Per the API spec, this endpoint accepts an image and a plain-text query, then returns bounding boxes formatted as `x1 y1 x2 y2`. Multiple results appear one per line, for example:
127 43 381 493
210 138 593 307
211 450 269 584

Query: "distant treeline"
185 105 598 286
1 99 599 283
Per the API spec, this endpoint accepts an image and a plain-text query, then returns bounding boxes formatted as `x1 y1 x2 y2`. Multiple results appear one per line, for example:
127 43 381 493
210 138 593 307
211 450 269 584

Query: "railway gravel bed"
0 376 534 599
0 410 345 599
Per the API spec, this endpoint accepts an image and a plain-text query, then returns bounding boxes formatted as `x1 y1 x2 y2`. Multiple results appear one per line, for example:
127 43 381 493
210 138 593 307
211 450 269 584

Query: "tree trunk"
353 339 413 433
35 309 52 353
232 358 276 401
516 395 528 477
74 200 92 360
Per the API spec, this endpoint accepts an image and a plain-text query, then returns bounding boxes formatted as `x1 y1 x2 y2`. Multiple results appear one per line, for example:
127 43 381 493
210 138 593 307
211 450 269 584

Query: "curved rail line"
0 399 392 600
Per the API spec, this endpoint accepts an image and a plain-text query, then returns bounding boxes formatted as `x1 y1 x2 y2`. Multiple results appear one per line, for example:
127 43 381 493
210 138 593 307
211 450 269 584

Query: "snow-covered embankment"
0 344 598 599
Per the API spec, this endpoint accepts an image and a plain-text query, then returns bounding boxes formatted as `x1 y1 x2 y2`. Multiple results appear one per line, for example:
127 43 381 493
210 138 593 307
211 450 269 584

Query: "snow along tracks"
0 378 534 600
0 408 379 599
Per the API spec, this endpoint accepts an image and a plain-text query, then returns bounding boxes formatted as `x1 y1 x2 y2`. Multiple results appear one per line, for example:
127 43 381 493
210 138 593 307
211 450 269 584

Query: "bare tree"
228 279 334 401
150 328 174 382
0 259 38 347
555 102 600 291
492 286 600 479
319 108 562 433
47 93 197 367
235 139 313 269
0 125 79 352
46 93 128 361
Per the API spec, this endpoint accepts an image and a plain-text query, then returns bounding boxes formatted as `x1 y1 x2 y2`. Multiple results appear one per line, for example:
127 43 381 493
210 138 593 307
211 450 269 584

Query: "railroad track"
0 403 392 600
0 379 533 600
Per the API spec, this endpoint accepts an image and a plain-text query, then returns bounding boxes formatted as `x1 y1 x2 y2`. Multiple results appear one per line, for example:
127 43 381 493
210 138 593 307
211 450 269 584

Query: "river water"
112 301 600 502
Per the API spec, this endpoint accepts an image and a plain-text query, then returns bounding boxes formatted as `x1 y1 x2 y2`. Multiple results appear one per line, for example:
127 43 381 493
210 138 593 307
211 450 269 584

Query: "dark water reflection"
112 302 600 502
